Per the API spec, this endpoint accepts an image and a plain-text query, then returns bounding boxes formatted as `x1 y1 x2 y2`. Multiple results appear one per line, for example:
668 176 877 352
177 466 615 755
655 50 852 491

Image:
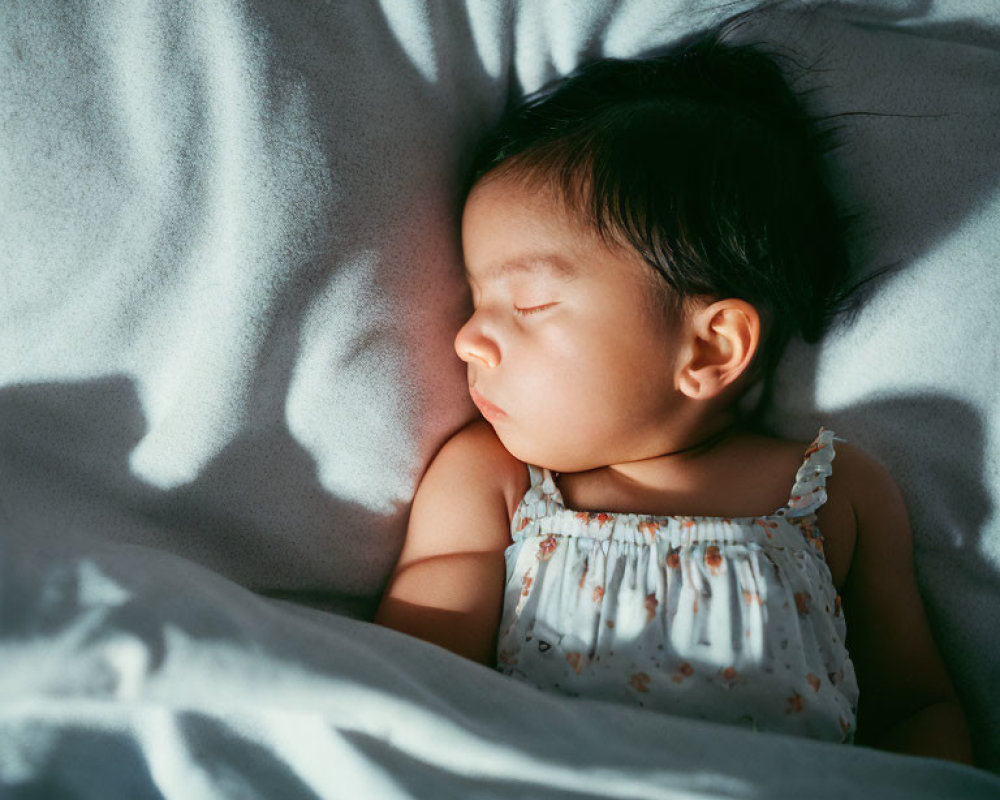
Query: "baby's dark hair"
464 25 857 424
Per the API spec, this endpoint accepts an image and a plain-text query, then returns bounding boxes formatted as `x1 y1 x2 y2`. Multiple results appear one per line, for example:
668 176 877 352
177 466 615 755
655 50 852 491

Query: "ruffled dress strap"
784 428 842 519
512 465 565 540
525 464 563 503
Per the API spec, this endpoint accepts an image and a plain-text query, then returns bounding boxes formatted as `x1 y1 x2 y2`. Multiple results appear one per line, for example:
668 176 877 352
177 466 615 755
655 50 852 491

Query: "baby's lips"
470 386 507 422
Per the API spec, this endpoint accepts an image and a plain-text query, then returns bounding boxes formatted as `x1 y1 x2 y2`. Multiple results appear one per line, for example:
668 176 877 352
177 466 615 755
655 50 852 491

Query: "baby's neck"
551 414 795 519
597 408 741 485
656 416 741 460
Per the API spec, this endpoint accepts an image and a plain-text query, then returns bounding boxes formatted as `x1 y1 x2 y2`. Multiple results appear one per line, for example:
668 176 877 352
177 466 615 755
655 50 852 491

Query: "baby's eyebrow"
467 254 578 283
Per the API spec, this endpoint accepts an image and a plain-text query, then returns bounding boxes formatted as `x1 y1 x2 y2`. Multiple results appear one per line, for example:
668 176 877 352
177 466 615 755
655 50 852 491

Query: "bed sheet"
2 0 999 792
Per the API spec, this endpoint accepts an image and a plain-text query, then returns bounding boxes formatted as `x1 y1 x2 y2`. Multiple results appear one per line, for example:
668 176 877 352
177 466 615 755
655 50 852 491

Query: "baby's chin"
491 426 603 474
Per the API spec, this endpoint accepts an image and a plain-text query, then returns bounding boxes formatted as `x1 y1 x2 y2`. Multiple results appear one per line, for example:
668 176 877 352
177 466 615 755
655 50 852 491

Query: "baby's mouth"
469 386 507 422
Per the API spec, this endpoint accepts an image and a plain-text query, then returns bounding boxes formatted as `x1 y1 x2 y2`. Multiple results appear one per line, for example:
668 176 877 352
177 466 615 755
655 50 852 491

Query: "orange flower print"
665 547 681 569
520 575 533 597
592 586 605 604
629 672 651 693
794 591 811 615
743 590 763 606
516 515 533 532
637 520 659 540
565 652 589 674
786 692 804 713
680 517 696 528
672 662 694 683
834 595 843 617
755 518 778 538
840 717 852 737
704 545 723 575
578 565 589 589
644 593 658 623
798 520 823 552
574 511 612 527
789 488 822 511
807 673 822 693
803 438 825 458
537 535 558 561
720 666 742 688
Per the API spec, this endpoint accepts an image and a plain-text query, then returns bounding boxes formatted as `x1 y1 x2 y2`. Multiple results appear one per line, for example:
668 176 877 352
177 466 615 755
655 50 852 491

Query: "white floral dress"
496 429 859 742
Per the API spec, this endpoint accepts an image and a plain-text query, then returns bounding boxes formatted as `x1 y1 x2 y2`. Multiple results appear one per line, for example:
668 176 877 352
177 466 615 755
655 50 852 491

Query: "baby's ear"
676 299 760 400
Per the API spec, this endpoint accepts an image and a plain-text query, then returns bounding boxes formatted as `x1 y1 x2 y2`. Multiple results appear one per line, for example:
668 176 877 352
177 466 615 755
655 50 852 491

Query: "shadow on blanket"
0 375 393 620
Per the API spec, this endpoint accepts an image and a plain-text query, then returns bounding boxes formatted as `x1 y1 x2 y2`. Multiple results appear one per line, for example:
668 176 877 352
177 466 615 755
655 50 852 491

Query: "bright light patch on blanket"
465 0 507 79
285 253 419 515
379 0 439 83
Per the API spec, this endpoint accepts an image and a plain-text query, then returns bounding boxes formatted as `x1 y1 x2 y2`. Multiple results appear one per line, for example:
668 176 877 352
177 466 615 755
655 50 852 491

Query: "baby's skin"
377 174 973 765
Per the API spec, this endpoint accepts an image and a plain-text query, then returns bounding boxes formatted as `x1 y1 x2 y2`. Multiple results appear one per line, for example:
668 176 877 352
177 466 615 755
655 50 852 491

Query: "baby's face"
456 175 687 472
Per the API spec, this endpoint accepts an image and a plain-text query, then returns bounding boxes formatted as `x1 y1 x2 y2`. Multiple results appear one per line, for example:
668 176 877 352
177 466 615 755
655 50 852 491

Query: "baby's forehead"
464 253 578 284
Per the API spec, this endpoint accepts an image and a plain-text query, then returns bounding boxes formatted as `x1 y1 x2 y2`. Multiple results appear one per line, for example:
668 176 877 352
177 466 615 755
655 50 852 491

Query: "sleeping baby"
376 21 972 764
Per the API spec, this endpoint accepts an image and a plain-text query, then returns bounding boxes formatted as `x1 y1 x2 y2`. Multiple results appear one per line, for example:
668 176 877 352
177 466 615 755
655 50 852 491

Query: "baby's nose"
454 317 501 368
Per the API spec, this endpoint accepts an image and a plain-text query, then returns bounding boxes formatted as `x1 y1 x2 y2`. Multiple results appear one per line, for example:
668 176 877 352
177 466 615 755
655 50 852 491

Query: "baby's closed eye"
514 302 559 316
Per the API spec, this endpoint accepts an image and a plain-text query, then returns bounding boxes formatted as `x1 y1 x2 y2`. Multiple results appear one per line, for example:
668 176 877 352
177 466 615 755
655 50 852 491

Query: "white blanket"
2 0 999 794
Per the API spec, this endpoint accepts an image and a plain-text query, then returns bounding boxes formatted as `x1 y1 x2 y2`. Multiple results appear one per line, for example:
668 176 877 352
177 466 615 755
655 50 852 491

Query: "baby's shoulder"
434 420 530 521
742 430 894 501
815 438 904 589
827 440 903 510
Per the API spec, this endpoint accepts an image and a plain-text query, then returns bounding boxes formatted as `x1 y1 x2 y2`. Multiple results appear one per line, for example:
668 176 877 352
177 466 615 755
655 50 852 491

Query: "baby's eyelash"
514 302 557 316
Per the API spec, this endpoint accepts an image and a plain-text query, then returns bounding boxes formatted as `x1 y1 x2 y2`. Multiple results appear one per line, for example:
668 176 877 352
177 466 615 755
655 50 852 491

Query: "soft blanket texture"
2 0 999 794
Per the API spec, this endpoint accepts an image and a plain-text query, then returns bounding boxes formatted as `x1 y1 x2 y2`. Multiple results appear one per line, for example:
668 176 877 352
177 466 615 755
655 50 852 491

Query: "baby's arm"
375 421 524 665
837 445 974 764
